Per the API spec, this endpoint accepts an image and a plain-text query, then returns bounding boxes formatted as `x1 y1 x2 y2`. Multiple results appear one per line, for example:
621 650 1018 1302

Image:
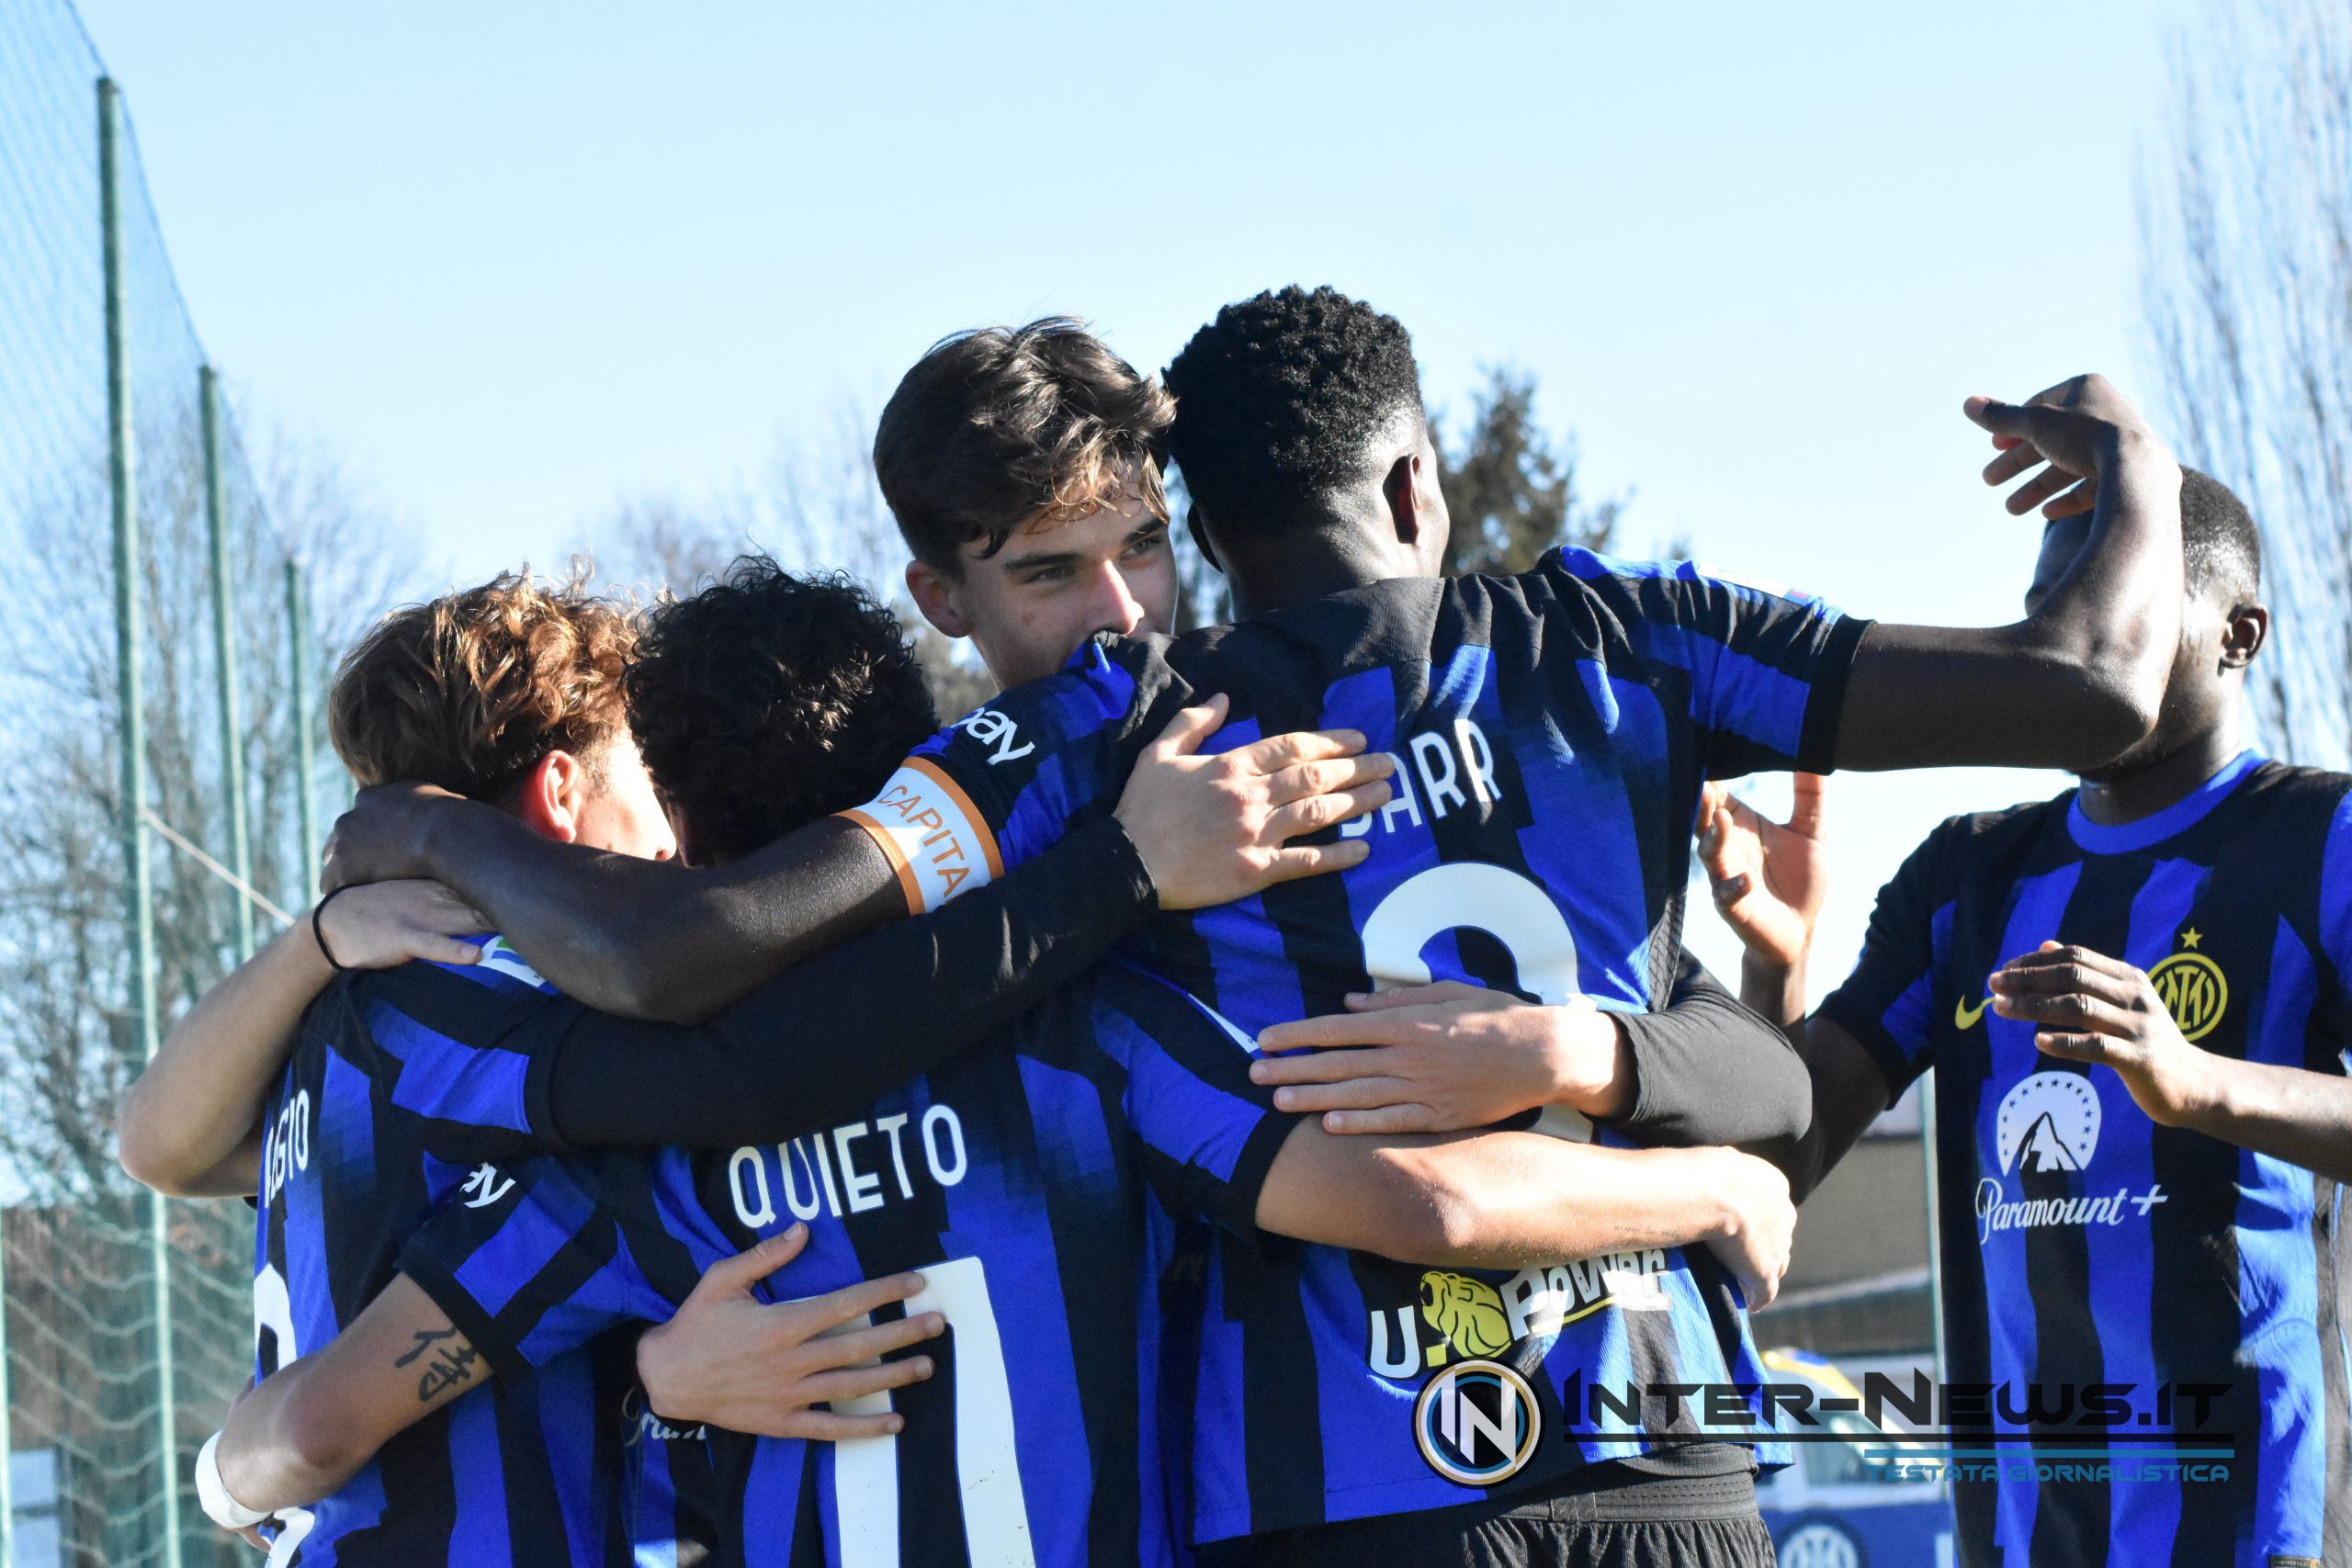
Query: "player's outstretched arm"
1245 956 1809 1150
322 698 1386 1022
1604 953 1811 1147
119 881 488 1198
325 788 904 1022
1834 375 2184 773
1253 1126 1797 1307
530 818 1162 1146
1993 942 2352 1184
357 816 1355 1158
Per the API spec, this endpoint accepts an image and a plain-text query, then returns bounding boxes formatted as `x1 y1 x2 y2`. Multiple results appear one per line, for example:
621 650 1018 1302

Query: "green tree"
1437 367 1623 576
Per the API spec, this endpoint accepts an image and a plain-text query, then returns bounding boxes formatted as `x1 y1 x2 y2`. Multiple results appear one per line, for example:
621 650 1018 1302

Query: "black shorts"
1200 1459 1775 1568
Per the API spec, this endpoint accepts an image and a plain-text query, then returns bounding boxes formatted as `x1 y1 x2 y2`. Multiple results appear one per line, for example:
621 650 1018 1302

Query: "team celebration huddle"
117 286 2350 1567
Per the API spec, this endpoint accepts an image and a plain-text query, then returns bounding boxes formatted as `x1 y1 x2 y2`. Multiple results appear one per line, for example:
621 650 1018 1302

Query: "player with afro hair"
1163 286 1452 615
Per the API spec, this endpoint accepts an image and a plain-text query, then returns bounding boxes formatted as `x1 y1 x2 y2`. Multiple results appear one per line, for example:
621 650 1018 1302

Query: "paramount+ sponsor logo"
1972 931 2228 1246
1977 1070 2170 1245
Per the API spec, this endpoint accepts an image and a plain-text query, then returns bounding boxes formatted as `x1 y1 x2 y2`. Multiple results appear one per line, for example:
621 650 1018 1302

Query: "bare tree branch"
582 400 997 719
0 409 409 1204
2143 0 2352 765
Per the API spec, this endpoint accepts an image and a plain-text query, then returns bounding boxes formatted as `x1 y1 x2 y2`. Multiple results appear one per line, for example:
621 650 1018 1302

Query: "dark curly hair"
1163 286 1426 534
874 318 1174 574
2180 467 2261 604
625 558 938 863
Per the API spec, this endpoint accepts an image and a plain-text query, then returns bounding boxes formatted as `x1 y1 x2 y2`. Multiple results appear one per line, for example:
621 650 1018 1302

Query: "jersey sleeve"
396 1151 715 1380
1544 549 1871 780
525 816 1158 1149
1076 965 1297 1242
1613 949 1810 1148
339 956 583 1163
1815 823 1956 1100
835 636 1189 912
2319 787 2352 990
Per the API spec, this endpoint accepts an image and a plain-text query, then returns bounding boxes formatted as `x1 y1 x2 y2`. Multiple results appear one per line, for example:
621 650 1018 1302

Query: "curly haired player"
320 285 2185 1567
124 553 1391 1562
187 559 1798 1566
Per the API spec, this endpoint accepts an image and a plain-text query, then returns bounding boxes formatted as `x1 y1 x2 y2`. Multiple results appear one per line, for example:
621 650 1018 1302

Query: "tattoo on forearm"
394 1326 481 1402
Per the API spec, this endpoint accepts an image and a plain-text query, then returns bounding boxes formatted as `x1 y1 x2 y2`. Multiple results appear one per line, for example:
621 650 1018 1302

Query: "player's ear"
663 796 698 868
1384 434 1449 572
510 751 583 843
1383 451 1424 547
2220 602 2268 670
906 558 973 639
1185 502 1223 575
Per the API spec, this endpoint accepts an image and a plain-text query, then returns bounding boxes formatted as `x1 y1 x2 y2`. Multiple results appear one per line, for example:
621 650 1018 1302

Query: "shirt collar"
2066 748 2264 855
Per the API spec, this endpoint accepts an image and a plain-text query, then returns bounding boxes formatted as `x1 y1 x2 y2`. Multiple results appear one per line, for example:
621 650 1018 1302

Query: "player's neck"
2074 721 2245 828
1228 535 1403 620
1232 563 1389 618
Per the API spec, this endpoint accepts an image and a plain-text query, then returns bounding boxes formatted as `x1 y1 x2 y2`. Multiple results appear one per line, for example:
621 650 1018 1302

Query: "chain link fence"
1 0 339 1561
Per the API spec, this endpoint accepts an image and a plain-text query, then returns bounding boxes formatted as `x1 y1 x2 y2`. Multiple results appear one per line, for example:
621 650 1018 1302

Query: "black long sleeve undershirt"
1612 950 1811 1151
512 818 1156 1150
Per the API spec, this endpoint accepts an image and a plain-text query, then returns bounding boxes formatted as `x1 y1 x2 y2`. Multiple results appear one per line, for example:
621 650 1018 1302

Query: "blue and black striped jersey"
398 962 1293 1567
841 550 1869 1540
253 941 638 1565
1819 751 2352 1568
252 818 1167 1562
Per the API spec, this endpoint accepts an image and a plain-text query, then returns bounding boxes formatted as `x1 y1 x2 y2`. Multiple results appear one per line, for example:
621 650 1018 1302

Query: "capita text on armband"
838 759 1003 913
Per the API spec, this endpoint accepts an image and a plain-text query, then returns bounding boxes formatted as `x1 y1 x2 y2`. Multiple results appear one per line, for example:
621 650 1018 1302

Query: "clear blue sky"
74 0 2201 992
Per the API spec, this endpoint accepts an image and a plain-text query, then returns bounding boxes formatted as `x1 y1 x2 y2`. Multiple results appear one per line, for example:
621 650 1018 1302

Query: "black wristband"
312 884 356 972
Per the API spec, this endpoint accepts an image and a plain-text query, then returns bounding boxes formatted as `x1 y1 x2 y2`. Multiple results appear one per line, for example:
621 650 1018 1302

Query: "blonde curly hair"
328 565 639 802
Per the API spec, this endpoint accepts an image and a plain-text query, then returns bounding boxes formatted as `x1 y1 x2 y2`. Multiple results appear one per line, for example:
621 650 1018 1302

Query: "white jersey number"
827 1255 1032 1566
250 1264 318 1562
1360 861 1595 1141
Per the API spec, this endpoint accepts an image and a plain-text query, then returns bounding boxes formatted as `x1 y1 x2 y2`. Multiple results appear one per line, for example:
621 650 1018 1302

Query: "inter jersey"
397 962 1293 1567
842 550 1869 1539
1819 751 2352 1567
253 942 637 1565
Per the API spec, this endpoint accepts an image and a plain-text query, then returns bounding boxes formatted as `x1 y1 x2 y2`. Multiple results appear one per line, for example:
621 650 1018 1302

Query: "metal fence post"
288 560 320 898
1 1215 14 1568
101 74 183 1568
201 367 254 962
1919 1074 1947 1389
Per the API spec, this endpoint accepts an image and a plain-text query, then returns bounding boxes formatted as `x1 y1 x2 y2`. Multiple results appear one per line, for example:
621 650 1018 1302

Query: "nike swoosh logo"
1954 994 1992 1030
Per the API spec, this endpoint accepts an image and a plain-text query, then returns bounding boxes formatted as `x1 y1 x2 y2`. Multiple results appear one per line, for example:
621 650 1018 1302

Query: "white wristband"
196 1431 271 1532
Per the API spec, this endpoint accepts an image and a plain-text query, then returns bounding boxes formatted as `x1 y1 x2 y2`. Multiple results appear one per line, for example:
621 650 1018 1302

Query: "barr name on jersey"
1341 718 1503 837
